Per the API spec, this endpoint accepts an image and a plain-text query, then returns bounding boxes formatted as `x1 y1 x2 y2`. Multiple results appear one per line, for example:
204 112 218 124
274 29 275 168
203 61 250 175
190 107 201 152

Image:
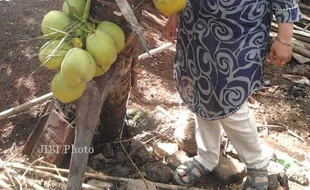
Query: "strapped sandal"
243 168 269 190
173 157 210 186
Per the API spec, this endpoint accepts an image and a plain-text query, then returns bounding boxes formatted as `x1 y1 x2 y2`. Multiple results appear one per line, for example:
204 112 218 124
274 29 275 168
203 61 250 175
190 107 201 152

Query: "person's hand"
267 23 293 67
267 38 292 67
165 13 179 44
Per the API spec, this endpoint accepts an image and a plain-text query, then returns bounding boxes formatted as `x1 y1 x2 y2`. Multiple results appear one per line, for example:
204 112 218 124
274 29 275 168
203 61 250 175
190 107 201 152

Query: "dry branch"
300 3 310 11
271 22 310 44
5 162 206 190
5 168 45 190
138 42 174 60
0 93 53 120
3 163 99 190
0 178 13 190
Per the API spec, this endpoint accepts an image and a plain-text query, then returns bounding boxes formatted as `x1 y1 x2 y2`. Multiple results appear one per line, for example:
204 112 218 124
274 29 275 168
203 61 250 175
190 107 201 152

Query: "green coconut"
61 47 96 86
52 72 86 103
94 65 106 77
86 29 118 67
39 40 73 70
62 0 87 20
41 10 72 39
97 21 125 53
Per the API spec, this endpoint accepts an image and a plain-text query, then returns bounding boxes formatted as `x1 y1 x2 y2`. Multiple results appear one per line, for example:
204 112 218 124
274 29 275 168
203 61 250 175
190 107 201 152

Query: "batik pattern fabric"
174 0 302 120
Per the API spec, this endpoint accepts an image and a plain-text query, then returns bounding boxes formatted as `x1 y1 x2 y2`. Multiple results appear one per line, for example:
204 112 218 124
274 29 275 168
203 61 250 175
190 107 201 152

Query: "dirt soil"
0 0 310 189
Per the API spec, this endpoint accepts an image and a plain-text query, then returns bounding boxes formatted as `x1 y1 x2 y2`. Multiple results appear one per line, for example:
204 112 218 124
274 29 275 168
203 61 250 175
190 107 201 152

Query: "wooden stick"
6 163 206 190
6 169 45 190
0 178 13 190
300 3 310 11
138 42 174 60
271 22 310 44
0 93 53 120
4 164 99 190
292 45 310 59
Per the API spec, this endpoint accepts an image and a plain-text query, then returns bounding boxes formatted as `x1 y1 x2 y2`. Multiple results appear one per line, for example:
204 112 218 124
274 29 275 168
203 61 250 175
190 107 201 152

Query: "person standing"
165 0 302 189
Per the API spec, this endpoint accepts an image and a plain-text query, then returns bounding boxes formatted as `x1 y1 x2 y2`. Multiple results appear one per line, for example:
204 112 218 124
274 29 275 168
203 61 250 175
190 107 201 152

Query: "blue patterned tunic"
174 0 302 120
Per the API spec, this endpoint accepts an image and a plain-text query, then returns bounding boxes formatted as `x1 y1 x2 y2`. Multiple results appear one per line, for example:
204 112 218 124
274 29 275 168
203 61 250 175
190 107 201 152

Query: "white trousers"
194 102 269 171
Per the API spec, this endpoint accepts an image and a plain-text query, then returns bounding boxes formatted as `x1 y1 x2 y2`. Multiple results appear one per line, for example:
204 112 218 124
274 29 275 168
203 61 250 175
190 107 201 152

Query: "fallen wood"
3 163 99 190
300 3 310 12
282 74 310 86
271 22 310 44
287 128 306 142
5 162 206 190
0 178 13 190
138 42 174 60
8 169 45 190
302 13 310 23
0 92 53 120
292 45 310 59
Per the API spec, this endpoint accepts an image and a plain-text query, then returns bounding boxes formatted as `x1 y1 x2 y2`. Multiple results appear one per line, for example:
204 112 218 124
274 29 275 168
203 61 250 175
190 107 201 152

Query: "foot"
243 168 269 190
173 157 210 186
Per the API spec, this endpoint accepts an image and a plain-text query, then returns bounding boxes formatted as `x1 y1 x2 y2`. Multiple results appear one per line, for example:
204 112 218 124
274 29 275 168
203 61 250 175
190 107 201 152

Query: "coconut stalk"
83 0 92 23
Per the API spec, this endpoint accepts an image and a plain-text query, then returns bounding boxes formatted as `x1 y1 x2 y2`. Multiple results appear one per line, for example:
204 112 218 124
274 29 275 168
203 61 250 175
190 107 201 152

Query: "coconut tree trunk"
90 0 142 143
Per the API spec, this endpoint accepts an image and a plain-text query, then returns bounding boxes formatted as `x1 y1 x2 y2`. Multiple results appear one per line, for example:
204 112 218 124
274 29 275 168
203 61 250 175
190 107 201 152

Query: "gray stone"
87 179 114 189
111 165 131 177
121 179 156 190
166 150 190 170
268 161 289 188
126 108 158 135
214 154 246 185
153 142 178 158
140 161 173 183
174 120 197 156
101 143 114 158
114 149 127 163
130 135 152 166
287 167 310 186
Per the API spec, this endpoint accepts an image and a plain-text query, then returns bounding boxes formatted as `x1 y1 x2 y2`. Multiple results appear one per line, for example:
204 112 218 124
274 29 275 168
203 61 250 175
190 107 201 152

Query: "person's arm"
165 13 179 44
268 0 302 66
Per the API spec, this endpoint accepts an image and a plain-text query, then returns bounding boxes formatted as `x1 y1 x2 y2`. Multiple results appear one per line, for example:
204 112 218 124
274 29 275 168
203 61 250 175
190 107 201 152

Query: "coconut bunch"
38 0 125 103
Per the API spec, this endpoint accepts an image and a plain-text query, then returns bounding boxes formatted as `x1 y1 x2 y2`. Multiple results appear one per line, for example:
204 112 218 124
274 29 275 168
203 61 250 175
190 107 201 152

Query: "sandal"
243 168 269 190
173 157 210 186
